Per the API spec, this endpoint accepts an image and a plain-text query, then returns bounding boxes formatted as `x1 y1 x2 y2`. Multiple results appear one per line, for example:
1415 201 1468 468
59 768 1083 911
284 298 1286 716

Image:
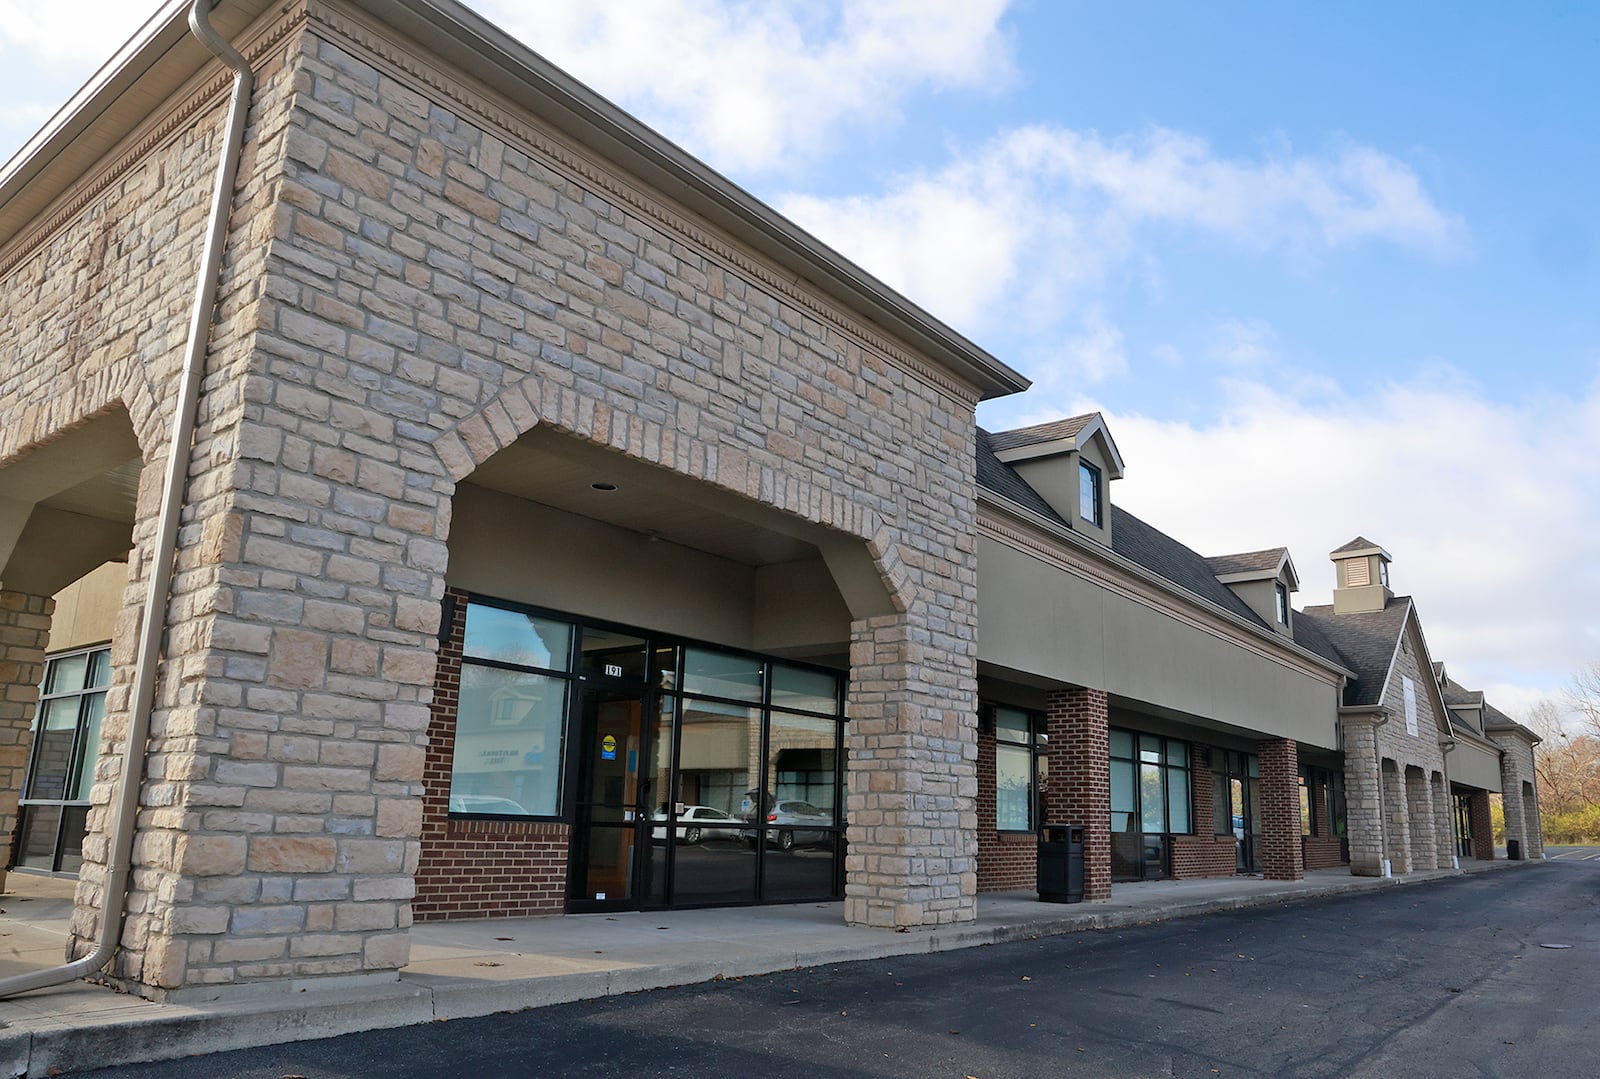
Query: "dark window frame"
991 705 1046 833
1275 581 1289 625
1109 728 1192 836
1079 459 1104 528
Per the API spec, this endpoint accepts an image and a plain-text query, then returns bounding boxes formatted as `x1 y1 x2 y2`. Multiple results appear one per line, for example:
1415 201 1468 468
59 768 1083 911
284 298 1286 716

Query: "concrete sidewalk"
0 859 1528 1076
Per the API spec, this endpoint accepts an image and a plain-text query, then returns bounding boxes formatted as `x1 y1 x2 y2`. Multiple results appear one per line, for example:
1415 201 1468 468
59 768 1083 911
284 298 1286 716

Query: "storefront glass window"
450 664 568 816
18 646 111 872
993 707 1045 831
1109 728 1192 835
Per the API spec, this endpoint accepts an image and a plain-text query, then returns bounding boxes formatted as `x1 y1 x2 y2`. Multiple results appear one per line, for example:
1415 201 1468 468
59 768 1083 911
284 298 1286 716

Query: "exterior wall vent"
1346 559 1371 587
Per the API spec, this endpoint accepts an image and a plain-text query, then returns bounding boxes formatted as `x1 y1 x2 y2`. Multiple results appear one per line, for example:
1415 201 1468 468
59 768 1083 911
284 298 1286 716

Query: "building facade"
0 0 1542 1002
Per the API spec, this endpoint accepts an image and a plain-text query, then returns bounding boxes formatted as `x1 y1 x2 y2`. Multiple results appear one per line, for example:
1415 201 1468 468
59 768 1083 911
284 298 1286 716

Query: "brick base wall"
1302 836 1346 870
975 724 1038 892
415 587 571 920
1171 749 1236 878
1171 834 1238 878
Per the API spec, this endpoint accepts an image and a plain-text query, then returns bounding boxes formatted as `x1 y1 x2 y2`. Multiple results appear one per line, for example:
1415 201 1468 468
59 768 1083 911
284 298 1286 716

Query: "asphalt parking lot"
84 858 1596 1078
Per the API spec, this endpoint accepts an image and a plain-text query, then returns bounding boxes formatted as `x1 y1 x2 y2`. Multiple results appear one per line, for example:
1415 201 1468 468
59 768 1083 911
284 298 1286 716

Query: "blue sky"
2 1 1596 720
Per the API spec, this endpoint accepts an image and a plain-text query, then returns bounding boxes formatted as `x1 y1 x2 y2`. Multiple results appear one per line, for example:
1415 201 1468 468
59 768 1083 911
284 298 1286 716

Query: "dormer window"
1079 460 1103 528
1274 581 1289 625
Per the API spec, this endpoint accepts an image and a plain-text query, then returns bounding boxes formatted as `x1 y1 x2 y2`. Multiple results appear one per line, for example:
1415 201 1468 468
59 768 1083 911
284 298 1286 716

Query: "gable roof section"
1205 549 1288 576
1205 547 1301 590
1297 600 1412 707
1330 536 1392 561
988 412 1126 478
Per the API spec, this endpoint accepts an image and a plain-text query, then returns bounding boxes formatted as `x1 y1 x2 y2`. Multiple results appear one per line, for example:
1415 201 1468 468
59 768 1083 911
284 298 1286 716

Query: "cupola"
1330 537 1392 614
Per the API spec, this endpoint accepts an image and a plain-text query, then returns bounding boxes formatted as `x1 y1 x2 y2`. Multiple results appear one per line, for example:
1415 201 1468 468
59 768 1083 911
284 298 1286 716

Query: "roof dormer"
1330 536 1393 614
1204 547 1299 636
988 413 1125 547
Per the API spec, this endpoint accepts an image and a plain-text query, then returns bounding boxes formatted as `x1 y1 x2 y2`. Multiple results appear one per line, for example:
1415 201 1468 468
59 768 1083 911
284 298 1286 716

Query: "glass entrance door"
568 687 651 911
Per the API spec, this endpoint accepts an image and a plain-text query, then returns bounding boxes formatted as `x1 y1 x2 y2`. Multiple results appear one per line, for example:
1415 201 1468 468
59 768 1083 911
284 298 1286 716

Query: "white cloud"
471 0 1015 173
1104 370 1600 704
0 1 156 64
1208 317 1279 368
777 125 1462 342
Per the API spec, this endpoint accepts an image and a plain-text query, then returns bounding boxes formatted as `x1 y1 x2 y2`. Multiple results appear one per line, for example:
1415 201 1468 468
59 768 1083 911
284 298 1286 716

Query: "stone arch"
1429 771 1453 869
431 376 915 620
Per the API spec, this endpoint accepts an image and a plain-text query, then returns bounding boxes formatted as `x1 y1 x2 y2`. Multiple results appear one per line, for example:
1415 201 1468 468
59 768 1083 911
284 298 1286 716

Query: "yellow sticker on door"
600 733 618 760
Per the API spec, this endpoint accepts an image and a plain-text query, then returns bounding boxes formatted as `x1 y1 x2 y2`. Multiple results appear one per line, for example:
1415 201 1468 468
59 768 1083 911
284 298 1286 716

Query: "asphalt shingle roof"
976 429 1266 628
1204 548 1288 577
986 414 1096 454
1331 536 1383 555
1296 600 1413 707
975 429 1069 527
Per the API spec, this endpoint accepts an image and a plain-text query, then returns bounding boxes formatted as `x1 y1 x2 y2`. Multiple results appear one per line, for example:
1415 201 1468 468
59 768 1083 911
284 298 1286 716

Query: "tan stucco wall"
978 533 1340 748
1448 738 1501 792
446 483 850 654
45 560 127 653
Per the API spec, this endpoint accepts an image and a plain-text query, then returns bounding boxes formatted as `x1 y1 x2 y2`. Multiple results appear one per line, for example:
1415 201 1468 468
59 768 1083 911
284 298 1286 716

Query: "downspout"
0 0 253 998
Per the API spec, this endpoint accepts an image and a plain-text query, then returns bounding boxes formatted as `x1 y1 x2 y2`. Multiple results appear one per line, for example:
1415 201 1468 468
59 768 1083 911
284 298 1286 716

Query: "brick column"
1404 767 1436 871
1257 739 1303 881
1430 773 1454 868
1468 790 1494 860
0 591 54 886
1340 718 1384 876
1044 686 1109 901
844 613 979 928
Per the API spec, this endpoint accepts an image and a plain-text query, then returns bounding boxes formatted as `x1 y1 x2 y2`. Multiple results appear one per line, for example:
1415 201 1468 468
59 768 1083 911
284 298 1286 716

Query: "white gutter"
0 0 254 999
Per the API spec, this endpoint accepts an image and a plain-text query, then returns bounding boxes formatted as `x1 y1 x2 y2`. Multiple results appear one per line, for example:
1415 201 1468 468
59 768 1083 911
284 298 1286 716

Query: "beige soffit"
978 489 1352 683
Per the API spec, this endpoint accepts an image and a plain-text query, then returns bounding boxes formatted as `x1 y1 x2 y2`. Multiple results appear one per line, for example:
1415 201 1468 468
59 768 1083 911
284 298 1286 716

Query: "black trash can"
1038 824 1085 903
1507 838 1522 861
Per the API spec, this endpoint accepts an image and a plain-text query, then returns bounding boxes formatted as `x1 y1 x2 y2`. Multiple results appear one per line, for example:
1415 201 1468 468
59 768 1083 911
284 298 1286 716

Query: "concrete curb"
0 860 1536 1076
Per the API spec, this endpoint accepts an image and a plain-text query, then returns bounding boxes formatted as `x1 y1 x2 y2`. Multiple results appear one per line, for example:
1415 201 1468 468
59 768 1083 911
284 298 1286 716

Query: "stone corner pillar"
844 613 978 929
1339 717 1385 877
1430 772 1453 869
1490 731 1531 859
0 590 56 889
1044 685 1110 901
1257 738 1303 882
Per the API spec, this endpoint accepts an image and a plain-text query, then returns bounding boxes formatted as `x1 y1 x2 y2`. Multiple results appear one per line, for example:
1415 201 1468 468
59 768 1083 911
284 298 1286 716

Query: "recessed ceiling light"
591 482 617 492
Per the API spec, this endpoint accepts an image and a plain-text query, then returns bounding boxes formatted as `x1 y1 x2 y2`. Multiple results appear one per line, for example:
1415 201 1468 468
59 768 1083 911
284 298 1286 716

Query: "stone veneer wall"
1341 718 1384 876
413 587 567 920
9 0 993 995
1491 731 1543 859
1256 739 1303 881
1044 687 1110 901
0 592 54 868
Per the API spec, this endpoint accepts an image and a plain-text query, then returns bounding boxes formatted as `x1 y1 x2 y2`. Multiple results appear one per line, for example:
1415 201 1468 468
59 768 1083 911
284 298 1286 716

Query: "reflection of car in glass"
741 800 833 851
449 794 528 816
651 805 738 843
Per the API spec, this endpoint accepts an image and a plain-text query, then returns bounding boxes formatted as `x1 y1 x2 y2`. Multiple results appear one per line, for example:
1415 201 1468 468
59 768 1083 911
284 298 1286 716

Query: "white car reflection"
651 805 740 843
449 794 528 815
741 800 834 851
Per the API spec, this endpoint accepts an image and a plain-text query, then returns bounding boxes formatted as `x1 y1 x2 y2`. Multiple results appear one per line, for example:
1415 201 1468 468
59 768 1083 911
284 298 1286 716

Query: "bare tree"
1570 660 1600 736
